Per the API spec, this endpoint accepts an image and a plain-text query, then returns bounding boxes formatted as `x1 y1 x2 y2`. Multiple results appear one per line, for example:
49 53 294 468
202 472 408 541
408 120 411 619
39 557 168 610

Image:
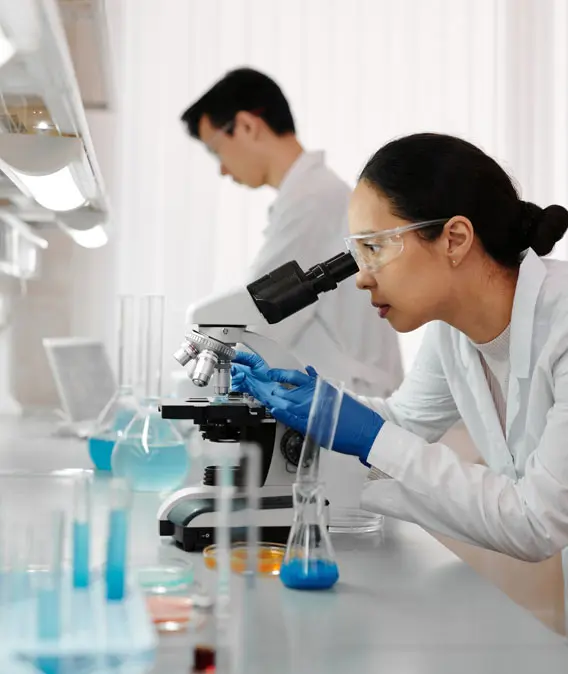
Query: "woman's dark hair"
359 133 568 268
181 67 295 139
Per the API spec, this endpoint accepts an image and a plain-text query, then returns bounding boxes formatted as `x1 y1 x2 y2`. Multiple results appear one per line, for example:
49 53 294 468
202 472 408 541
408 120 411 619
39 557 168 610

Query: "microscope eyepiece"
246 251 358 324
304 251 359 293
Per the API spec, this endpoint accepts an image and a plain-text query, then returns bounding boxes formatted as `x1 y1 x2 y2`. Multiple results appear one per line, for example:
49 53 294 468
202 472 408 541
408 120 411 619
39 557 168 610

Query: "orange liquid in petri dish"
203 544 286 575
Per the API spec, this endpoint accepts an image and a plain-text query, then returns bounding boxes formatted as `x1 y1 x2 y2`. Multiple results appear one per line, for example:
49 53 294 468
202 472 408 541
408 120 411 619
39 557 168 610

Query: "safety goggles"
344 219 449 272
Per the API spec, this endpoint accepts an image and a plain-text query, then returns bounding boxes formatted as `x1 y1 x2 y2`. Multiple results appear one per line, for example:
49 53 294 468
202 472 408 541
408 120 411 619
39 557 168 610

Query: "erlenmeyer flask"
87 295 138 471
280 482 339 590
111 295 190 492
280 377 344 590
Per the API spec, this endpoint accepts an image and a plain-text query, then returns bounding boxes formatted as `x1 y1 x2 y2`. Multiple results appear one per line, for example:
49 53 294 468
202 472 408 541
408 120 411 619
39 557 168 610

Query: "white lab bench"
1 415 568 673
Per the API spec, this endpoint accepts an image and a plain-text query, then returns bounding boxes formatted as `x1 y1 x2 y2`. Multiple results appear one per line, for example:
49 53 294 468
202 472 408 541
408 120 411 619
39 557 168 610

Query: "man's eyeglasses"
203 108 265 156
204 120 235 156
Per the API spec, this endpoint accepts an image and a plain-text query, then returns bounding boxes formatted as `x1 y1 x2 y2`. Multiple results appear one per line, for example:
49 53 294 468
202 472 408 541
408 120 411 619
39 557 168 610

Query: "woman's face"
347 181 456 333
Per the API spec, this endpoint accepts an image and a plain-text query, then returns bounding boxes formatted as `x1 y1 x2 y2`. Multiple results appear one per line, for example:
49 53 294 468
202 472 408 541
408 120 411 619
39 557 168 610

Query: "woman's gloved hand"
230 352 385 466
230 352 317 415
267 369 385 467
230 351 278 407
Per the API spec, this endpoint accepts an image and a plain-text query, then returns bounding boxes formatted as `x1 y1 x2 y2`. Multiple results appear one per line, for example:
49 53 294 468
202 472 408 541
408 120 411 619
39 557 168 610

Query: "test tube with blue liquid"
105 478 131 601
280 377 344 591
72 474 91 589
34 510 65 641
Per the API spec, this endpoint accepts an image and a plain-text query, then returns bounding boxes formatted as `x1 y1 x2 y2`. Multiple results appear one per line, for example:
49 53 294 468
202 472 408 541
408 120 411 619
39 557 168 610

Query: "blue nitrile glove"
230 351 276 407
264 367 318 433
267 368 385 466
231 352 270 386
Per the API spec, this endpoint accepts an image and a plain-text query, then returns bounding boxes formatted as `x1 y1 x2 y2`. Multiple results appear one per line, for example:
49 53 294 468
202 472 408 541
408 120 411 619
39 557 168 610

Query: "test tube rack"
0 571 157 673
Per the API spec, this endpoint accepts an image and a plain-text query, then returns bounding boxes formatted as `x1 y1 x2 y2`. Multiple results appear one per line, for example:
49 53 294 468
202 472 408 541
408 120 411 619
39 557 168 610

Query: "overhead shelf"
0 0 111 258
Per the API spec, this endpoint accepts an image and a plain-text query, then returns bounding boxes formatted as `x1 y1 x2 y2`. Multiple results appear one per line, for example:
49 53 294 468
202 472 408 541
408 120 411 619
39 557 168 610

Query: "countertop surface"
1 415 567 673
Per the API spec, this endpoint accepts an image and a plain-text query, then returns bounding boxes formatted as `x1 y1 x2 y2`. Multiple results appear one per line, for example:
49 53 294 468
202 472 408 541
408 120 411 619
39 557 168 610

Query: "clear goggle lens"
344 219 449 272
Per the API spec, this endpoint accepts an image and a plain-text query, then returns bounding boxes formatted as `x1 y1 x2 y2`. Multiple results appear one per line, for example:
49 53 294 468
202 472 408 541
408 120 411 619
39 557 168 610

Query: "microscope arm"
173 251 358 391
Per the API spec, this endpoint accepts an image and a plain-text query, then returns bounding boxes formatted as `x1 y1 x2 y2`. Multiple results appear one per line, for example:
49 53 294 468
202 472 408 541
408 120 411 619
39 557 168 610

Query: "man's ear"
234 110 263 140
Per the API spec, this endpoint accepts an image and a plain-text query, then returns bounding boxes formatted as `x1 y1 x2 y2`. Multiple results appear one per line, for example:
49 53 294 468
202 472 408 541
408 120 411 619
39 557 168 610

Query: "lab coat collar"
509 248 546 378
272 151 326 207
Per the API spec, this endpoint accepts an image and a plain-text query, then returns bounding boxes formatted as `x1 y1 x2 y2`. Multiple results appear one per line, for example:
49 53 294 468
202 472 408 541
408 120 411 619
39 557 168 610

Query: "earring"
452 259 457 265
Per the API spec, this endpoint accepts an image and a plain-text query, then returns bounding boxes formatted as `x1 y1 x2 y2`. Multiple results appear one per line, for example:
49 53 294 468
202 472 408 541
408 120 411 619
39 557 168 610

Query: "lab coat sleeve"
357 323 461 442
361 335 568 562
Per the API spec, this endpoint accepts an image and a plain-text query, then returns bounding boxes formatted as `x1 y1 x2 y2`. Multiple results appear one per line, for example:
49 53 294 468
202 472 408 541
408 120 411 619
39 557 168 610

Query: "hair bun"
524 202 568 256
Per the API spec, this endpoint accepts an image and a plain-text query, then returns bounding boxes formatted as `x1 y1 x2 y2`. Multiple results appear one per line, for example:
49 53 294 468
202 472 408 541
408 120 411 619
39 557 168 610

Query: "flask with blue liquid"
87 295 138 471
111 295 189 492
280 481 339 590
280 377 344 591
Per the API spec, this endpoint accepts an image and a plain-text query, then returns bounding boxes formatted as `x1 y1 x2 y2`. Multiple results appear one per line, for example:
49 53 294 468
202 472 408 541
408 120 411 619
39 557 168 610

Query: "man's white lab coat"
359 248 568 566
249 151 403 397
249 151 403 507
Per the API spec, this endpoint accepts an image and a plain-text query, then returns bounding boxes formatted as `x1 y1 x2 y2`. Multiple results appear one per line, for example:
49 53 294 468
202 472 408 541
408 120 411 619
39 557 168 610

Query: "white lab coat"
249 151 403 507
358 248 568 566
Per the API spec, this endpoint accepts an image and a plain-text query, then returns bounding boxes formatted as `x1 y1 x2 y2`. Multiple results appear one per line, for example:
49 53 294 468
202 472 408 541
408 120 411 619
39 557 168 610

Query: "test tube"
34 510 65 641
105 478 131 602
241 438 260 584
215 447 234 620
72 474 91 589
2 519 32 639
235 438 261 674
213 445 237 674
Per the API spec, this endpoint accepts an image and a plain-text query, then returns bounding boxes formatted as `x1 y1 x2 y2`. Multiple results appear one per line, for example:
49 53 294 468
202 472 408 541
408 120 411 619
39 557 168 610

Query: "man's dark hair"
181 67 295 139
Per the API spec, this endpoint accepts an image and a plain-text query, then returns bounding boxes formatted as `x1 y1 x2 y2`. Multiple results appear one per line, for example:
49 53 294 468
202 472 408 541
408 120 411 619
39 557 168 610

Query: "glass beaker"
111 295 190 492
280 377 344 591
87 295 138 471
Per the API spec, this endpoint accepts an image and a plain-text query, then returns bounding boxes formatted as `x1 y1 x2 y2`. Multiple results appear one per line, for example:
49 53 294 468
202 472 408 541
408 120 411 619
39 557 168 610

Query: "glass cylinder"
87 295 138 471
296 377 344 486
111 295 190 492
136 294 163 400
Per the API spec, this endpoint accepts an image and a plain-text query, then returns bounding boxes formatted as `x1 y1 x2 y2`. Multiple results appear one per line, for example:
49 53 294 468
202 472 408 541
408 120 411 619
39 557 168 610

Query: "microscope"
158 251 358 551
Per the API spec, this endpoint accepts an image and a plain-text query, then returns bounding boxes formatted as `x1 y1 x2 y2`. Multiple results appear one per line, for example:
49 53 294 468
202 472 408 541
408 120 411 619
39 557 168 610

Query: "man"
181 68 403 505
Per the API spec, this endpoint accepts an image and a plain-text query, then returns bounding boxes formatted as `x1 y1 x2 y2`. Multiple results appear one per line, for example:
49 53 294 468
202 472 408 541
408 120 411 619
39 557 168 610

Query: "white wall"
73 0 568 380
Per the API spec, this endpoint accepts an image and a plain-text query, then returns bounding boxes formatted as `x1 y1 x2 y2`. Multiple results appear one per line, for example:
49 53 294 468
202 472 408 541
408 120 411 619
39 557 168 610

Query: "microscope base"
159 489 296 552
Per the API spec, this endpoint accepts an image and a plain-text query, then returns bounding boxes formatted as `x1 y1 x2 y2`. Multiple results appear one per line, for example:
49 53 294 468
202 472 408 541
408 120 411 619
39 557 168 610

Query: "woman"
231 132 568 563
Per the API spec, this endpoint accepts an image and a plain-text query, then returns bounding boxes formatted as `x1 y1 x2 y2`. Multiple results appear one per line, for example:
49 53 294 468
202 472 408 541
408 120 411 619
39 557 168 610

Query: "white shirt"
358 249 568 563
473 324 511 431
249 151 403 508
249 151 403 398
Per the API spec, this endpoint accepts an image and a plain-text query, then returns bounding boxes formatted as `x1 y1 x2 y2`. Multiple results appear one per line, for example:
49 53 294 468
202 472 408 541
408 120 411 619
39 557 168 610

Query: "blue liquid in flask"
280 559 339 590
88 408 136 471
111 439 189 492
87 435 116 471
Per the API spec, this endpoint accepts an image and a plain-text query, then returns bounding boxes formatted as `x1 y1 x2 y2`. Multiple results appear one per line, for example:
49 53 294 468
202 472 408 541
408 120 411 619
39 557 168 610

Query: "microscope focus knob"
280 428 305 467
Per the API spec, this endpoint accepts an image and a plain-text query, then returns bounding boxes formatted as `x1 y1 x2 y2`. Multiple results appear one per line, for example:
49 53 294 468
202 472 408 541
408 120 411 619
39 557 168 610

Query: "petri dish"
203 542 286 575
135 562 206 633
328 507 384 534
136 563 194 594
